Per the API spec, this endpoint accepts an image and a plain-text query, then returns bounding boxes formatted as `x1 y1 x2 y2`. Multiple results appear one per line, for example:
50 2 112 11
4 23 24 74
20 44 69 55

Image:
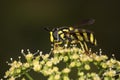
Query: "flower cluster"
4 47 120 80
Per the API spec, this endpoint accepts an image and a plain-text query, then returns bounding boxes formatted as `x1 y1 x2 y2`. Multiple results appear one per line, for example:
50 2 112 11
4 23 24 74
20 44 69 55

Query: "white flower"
33 64 42 72
8 77 15 80
46 61 52 67
101 62 107 69
84 64 90 70
11 61 22 68
63 76 69 80
54 74 60 80
62 68 70 74
92 75 100 80
71 53 79 60
23 63 30 68
104 70 116 77
69 62 76 67
53 67 59 72
25 53 33 62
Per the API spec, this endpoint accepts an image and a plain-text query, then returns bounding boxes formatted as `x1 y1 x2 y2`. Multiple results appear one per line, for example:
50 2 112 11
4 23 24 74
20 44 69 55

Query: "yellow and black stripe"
48 26 97 50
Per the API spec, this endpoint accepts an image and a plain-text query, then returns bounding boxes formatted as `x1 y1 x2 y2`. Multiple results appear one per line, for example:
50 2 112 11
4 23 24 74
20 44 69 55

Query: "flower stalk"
24 72 34 80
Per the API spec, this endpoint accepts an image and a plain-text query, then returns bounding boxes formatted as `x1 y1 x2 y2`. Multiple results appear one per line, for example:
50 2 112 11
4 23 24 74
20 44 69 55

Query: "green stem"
24 72 34 80
98 69 104 76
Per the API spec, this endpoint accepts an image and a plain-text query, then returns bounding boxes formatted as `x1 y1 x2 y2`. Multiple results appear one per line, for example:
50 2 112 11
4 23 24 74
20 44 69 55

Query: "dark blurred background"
0 0 120 79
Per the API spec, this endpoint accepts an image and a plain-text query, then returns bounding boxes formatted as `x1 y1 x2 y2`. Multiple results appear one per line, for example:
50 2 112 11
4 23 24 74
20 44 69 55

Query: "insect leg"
53 41 63 50
78 41 85 51
83 42 88 51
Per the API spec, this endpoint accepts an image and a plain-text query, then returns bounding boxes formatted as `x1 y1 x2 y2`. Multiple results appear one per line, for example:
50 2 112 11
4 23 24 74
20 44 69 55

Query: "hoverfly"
45 19 97 51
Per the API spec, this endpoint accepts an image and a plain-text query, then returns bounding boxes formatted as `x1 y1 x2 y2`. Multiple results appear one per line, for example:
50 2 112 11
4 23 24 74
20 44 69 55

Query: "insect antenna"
44 27 52 31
